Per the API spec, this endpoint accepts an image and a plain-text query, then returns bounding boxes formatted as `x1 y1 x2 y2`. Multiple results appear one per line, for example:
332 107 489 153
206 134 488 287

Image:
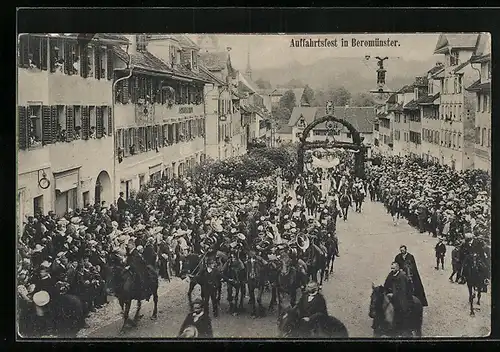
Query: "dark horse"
304 187 320 218
277 307 349 338
305 242 328 286
222 255 247 316
461 252 489 316
339 193 351 221
112 264 159 333
268 254 303 315
324 236 339 280
369 284 423 337
352 188 365 213
180 253 207 307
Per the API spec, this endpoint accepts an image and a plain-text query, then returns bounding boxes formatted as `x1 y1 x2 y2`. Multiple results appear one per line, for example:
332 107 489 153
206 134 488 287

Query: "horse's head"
369 283 385 319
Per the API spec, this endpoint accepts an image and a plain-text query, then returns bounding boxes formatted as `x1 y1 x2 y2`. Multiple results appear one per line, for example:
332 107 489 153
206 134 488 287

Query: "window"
27 105 43 147
457 76 462 93
457 132 462 149
414 88 419 100
139 174 145 188
33 195 44 216
485 94 490 113
428 81 433 95
83 191 90 208
482 94 487 112
450 51 459 66
475 127 481 144
481 128 486 146
477 93 481 112
487 62 491 80
488 128 491 147
191 50 197 70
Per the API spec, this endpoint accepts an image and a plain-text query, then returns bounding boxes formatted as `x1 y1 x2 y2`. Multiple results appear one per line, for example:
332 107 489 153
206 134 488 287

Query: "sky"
188 33 441 71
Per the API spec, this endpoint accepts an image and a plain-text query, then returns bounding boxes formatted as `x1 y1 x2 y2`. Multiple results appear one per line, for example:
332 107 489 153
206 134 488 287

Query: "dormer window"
449 51 459 66
298 117 306 128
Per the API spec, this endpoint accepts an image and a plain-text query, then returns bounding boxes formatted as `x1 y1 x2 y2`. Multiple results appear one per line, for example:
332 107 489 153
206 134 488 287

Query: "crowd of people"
17 151 491 338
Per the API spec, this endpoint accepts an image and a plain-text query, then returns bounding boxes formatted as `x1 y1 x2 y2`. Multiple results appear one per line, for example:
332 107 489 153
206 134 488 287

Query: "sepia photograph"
16 32 491 339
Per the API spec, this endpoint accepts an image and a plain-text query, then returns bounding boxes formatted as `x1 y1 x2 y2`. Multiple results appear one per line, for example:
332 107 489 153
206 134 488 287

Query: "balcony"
114 102 204 128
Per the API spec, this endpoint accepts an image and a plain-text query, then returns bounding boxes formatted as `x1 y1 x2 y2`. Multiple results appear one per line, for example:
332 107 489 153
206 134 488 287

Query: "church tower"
245 46 252 80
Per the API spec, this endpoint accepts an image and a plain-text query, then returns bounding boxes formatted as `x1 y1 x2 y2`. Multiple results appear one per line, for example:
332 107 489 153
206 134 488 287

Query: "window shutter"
107 48 114 80
63 40 71 74
40 38 48 71
50 106 58 143
108 106 113 136
95 48 101 80
18 106 28 149
42 105 52 145
82 106 90 140
66 106 74 141
96 106 104 138
121 79 129 104
19 36 29 68
80 43 88 78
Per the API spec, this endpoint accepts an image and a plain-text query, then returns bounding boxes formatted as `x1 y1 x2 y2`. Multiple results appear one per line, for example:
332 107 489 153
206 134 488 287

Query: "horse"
352 188 365 213
277 307 349 338
389 196 403 225
324 236 339 280
112 264 159 333
339 193 351 221
304 188 319 218
369 284 423 337
461 252 489 316
271 253 304 314
222 255 247 316
304 242 327 285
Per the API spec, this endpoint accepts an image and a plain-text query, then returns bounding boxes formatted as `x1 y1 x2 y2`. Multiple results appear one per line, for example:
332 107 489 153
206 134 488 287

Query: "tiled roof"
403 100 419 110
199 52 228 71
175 35 199 49
387 93 397 104
470 53 491 63
428 64 445 76
198 65 224 85
465 79 491 92
388 103 404 112
398 85 415 94
288 106 376 133
434 33 479 54
417 93 440 105
113 47 211 83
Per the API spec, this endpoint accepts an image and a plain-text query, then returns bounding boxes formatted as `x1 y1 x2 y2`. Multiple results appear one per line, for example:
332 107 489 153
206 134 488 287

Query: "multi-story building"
466 33 491 173
113 35 209 199
259 88 306 111
420 63 444 164
404 77 428 158
433 33 479 171
17 33 128 222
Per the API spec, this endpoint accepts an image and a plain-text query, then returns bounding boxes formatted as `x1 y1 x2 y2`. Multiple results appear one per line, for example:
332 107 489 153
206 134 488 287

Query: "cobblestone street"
80 199 490 338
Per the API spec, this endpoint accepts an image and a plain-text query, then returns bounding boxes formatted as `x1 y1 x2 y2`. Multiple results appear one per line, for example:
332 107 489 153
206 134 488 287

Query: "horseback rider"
125 239 152 301
294 281 328 336
383 261 413 332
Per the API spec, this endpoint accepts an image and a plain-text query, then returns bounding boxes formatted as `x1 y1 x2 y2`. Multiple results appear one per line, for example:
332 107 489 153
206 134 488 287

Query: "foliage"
279 90 296 111
313 85 352 107
249 145 298 171
255 78 272 89
302 85 315 106
351 92 376 107
279 78 304 89
272 105 292 126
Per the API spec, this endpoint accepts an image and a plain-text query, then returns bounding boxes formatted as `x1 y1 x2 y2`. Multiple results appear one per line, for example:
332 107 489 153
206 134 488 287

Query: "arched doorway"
95 171 112 206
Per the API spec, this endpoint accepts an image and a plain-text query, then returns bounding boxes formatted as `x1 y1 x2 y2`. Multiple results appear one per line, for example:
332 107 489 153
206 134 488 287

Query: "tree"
302 85 315 106
327 86 352 106
351 92 376 107
230 155 275 190
272 106 292 125
279 90 296 111
281 78 305 89
312 89 327 107
255 78 272 90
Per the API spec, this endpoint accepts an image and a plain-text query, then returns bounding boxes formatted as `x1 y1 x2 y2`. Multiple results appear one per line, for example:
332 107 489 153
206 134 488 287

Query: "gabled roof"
434 33 479 54
453 60 471 73
417 93 440 105
386 93 397 104
288 106 375 133
288 107 318 127
199 65 225 85
388 103 404 112
465 80 491 92
398 85 415 94
403 100 419 110
470 53 491 64
473 33 491 57
428 63 445 76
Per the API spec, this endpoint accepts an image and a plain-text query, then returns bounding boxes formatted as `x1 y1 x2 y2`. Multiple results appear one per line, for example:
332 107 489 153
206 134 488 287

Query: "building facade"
420 63 443 163
113 35 209 199
466 34 491 173
17 33 128 223
434 33 479 171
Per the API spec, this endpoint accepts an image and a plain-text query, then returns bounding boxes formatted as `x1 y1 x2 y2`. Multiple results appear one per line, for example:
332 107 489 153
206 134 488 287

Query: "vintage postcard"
17 32 491 339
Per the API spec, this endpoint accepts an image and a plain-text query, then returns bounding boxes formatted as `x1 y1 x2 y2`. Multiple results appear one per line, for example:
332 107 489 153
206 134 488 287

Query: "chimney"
124 35 137 54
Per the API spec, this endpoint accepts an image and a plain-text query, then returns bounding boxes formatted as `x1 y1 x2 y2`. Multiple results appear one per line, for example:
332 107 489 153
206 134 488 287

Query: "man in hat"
434 238 446 270
126 239 152 301
394 245 428 307
198 258 222 318
383 261 414 335
178 298 213 338
294 281 328 336
449 244 462 283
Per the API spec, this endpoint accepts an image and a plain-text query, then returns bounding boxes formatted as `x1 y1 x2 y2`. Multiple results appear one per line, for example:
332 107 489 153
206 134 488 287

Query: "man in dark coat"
449 245 461 283
198 259 223 318
294 281 328 336
394 245 428 306
143 238 158 268
435 238 446 270
384 261 414 333
178 298 213 338
126 239 151 301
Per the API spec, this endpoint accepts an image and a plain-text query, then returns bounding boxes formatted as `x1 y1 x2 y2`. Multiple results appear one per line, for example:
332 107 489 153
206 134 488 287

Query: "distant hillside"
252 57 439 93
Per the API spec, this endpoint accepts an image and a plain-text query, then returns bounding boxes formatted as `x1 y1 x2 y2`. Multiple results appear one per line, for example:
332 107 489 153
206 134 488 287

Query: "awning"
55 171 78 193
149 163 163 175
